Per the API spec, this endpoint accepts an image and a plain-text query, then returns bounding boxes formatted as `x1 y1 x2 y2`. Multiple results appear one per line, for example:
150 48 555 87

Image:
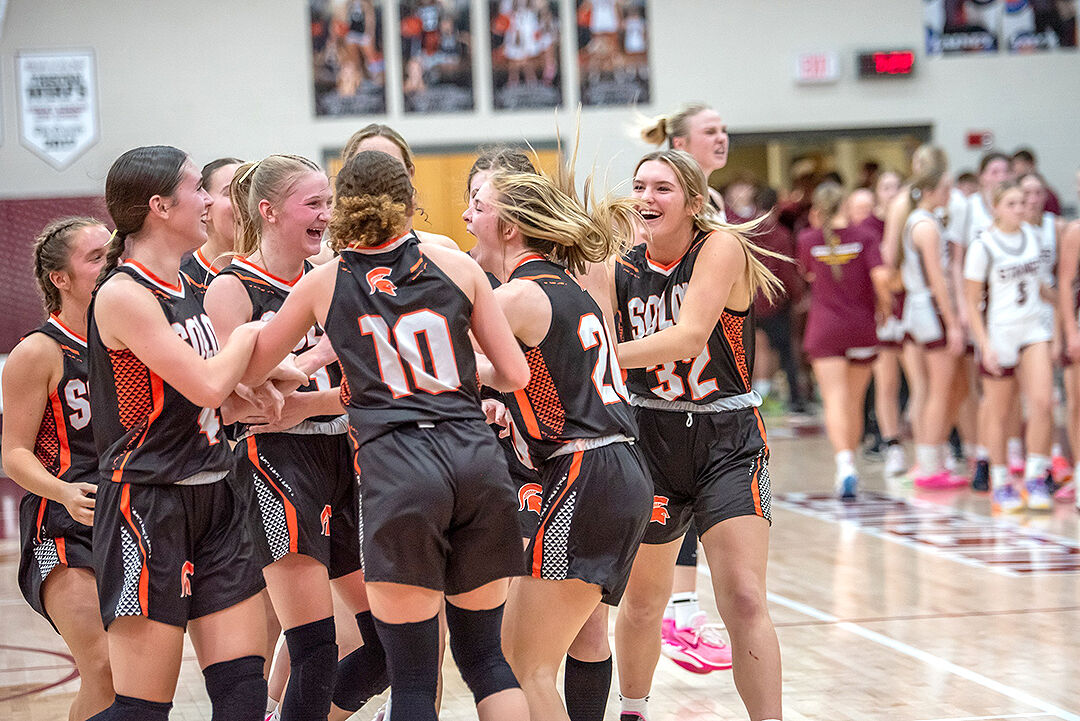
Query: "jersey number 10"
359 310 462 398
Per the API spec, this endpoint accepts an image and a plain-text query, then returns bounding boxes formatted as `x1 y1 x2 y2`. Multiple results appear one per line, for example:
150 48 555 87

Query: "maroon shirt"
798 224 883 358
729 209 801 317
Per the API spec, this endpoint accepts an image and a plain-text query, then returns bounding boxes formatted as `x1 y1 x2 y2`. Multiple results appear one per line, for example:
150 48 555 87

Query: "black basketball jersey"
501 256 636 465
216 255 344 425
25 315 97 487
179 248 218 298
614 231 756 406
324 235 484 446
88 261 231 485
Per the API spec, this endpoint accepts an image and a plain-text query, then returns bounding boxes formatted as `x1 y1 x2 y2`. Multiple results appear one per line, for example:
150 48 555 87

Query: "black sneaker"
971 459 990 491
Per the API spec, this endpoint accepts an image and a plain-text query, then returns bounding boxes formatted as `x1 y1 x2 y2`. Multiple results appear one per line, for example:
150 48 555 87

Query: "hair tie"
237 160 262 184
911 188 922 200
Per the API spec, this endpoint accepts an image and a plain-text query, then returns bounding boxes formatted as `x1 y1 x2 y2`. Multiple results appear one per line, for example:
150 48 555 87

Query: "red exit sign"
857 50 915 78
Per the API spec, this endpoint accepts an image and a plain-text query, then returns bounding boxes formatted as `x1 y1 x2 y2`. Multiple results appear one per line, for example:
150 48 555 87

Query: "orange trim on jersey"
49 390 72 478
122 259 182 292
54 537 68 565
111 372 166 483
233 256 304 286
512 254 546 273
48 314 88 344
644 249 686 273
120 483 150 614
719 312 752 392
246 436 300 554
615 256 638 271
531 450 583 578
749 408 770 517
516 274 563 282
512 388 542 438
195 248 215 273
35 497 48 544
367 232 412 251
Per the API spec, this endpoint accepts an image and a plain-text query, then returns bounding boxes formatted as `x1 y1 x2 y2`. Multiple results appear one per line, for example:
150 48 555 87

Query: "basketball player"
1056 183 1080 509
466 164 652 720
465 147 620 721
799 182 891 499
613 149 783 721
203 154 384 721
900 155 967 486
639 103 734 673
86 145 297 721
2 218 115 720
179 157 242 294
240 149 530 721
964 181 1054 513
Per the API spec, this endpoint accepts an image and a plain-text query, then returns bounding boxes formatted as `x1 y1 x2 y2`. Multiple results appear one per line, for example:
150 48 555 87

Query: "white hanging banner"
16 50 99 169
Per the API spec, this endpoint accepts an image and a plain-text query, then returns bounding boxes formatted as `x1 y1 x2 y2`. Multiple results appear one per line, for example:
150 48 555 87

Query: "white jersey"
944 187 969 246
965 193 994 249
902 208 946 300
1029 211 1057 287
964 225 1044 327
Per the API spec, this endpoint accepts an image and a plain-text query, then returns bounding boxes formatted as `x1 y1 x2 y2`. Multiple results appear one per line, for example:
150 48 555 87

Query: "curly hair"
329 150 415 250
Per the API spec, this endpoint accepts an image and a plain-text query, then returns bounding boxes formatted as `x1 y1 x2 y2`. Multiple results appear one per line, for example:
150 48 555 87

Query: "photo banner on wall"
576 0 650 106
401 0 474 113
489 0 562 110
16 50 99 169
925 0 1001 54
1004 0 1078 52
311 0 387 116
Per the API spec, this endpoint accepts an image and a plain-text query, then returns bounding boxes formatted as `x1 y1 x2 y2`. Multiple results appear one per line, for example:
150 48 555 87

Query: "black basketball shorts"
526 442 652 605
237 432 362 579
635 405 773 545
19 493 95 631
354 418 526 596
92 478 265 629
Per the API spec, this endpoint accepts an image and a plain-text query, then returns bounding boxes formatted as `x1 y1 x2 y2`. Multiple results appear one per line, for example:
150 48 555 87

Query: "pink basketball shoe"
660 612 732 672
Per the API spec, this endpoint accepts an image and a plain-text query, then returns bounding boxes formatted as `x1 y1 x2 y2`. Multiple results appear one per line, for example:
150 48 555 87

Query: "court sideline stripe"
696 566 1080 721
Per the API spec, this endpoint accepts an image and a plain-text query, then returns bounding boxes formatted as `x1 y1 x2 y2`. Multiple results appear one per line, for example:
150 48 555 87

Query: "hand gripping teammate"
2 217 115 719
86 146 303 721
241 149 531 721
464 159 653 720
612 149 784 721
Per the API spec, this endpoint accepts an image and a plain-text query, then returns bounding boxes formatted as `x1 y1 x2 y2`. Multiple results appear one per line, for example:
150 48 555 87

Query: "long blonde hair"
635 149 785 302
811 181 846 281
230 154 322 257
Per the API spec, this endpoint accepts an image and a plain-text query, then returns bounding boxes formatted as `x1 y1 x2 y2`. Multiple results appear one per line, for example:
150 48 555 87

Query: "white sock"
1024 453 1051 481
620 695 649 718
835 449 856 479
1052 442 1063 458
915 444 940 474
663 598 675 620
990 464 1009 490
976 445 990 461
964 443 977 460
670 591 699 629
1074 461 1080 481
267 697 278 714
753 379 773 397
1007 437 1023 459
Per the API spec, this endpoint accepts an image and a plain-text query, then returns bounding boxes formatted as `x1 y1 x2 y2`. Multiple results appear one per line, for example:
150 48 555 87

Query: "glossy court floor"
1 414 1078 720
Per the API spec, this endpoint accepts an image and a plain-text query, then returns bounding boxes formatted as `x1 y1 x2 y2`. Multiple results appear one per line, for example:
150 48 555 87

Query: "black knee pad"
87 694 171 721
373 614 440 721
445 602 520 704
282 616 338 721
203 654 267 721
332 611 390 712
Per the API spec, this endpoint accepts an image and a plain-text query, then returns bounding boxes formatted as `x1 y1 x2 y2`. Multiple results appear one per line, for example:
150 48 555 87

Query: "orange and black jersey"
179 248 218 298
88 261 231 485
615 231 757 406
24 315 98 502
324 234 484 446
216 256 343 426
501 256 636 465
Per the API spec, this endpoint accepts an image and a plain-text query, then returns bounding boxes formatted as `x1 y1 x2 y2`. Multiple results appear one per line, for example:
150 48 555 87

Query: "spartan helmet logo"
180 561 194 597
518 483 543 515
366 267 397 296
651 496 670 525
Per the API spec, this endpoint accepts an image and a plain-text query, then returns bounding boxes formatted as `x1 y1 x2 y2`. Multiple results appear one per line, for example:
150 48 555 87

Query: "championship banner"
16 50 99 169
489 0 562 110
576 0 650 106
311 0 388 116
400 0 474 113
925 0 1078 54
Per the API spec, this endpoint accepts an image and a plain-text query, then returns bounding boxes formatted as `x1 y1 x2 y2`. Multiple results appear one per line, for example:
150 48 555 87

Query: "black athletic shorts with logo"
92 477 265 629
526 442 652 605
19 494 95 631
237 432 362 579
636 406 772 545
354 418 526 595
499 436 543 539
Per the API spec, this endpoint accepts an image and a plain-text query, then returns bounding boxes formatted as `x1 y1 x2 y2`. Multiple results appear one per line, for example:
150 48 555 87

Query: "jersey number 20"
577 313 628 404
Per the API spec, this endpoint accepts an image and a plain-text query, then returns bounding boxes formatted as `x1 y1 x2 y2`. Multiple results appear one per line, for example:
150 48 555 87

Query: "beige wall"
2 0 1078 217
